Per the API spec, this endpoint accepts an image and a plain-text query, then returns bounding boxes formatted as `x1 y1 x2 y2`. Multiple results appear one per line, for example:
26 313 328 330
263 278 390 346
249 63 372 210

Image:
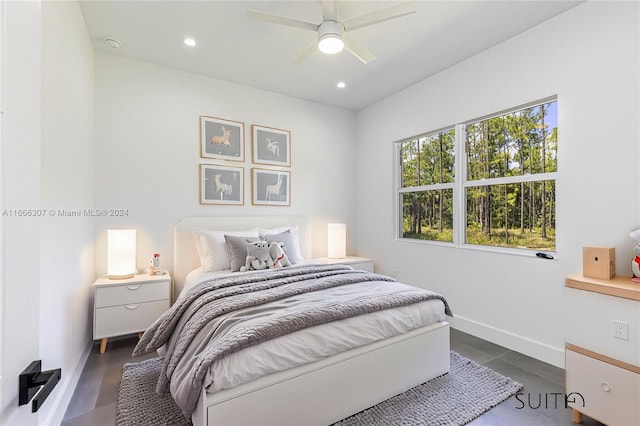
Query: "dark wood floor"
62 329 603 425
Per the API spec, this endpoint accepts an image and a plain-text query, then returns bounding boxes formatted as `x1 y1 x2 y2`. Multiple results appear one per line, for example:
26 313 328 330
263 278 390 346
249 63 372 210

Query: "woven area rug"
116 351 522 426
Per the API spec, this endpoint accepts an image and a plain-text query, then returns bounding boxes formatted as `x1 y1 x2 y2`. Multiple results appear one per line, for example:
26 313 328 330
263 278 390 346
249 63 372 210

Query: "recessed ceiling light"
184 38 196 47
337 81 346 89
104 38 121 49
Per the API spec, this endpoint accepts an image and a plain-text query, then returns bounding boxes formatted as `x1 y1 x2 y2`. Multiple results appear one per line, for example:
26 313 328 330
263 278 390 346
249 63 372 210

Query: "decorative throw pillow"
225 234 260 272
262 229 301 264
192 228 259 271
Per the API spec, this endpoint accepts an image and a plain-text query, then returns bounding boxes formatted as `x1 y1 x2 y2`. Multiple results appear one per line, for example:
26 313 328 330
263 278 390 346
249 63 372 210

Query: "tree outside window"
397 99 557 252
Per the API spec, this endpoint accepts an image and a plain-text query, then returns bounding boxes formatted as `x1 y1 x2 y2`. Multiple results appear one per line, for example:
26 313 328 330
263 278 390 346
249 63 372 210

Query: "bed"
137 216 451 426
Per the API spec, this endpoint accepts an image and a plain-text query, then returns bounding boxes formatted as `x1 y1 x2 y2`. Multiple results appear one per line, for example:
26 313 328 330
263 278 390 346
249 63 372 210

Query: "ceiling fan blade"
342 1 416 32
246 9 318 32
321 0 338 22
292 39 318 64
343 34 376 64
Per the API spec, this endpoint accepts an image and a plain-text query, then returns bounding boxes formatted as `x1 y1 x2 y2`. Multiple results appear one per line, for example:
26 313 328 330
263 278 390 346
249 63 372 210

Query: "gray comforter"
133 264 452 418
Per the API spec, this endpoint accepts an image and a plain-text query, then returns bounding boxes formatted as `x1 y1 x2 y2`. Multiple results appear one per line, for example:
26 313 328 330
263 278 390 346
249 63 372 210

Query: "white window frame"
394 97 558 256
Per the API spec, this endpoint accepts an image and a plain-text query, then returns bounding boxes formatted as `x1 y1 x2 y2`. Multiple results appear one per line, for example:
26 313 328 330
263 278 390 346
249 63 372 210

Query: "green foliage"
401 128 455 187
403 228 454 243
466 227 556 250
399 100 558 251
402 227 555 250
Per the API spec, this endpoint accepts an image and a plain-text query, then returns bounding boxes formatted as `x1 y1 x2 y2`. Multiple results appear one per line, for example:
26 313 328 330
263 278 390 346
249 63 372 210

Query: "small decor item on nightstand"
582 247 615 280
149 253 161 275
629 230 640 281
631 245 640 282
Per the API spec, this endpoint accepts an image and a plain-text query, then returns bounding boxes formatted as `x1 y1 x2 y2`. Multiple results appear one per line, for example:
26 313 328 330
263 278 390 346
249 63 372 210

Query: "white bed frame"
174 216 450 426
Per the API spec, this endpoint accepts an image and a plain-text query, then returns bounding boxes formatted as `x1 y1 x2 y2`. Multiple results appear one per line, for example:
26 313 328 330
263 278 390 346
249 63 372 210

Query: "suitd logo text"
515 392 585 410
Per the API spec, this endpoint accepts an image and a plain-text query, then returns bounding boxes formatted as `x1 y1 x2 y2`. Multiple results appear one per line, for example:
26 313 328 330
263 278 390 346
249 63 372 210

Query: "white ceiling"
79 1 581 111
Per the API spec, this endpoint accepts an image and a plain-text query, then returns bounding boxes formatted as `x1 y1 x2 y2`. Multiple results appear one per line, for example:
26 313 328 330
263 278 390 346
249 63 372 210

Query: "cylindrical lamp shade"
107 229 136 279
327 223 346 259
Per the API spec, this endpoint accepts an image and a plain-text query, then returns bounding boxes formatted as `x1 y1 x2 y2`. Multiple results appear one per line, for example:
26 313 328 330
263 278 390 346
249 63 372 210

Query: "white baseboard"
450 315 565 369
43 340 92 426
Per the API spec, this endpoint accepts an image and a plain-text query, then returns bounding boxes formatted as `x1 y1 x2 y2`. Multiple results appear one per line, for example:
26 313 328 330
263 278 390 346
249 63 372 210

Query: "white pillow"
259 226 303 263
192 228 259 271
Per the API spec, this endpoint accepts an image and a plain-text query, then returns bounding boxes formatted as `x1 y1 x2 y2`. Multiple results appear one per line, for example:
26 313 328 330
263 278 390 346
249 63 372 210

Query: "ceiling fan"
246 1 416 64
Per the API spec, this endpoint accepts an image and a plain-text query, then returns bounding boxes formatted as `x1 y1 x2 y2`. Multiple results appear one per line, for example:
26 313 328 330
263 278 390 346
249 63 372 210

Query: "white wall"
39 1 96 424
1 1 42 424
94 54 358 279
0 2 94 424
356 2 639 367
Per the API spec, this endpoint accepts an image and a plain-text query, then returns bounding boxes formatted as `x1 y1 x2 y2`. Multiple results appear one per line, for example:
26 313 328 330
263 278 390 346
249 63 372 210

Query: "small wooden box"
582 247 615 280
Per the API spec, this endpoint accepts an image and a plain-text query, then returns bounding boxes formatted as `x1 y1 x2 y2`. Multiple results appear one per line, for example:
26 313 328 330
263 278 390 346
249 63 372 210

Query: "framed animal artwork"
200 115 245 161
251 168 290 206
200 164 244 205
252 125 291 167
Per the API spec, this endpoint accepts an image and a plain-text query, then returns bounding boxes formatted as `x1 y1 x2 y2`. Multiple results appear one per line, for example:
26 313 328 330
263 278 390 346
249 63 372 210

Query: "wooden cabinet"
311 256 374 272
93 272 171 353
566 345 640 426
565 274 640 425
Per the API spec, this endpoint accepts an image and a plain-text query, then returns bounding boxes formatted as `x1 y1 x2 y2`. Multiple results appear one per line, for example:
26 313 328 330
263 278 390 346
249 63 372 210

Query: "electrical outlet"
613 320 629 340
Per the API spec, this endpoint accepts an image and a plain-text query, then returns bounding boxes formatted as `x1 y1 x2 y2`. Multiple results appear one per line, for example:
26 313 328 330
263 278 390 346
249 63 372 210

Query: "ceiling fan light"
318 34 344 54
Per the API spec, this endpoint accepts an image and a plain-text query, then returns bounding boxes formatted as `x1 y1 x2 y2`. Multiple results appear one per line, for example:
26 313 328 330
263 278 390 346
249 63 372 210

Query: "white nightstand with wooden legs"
93 272 171 353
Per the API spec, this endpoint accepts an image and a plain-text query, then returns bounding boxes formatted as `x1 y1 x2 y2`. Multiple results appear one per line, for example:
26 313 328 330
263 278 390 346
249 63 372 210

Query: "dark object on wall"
19 360 61 412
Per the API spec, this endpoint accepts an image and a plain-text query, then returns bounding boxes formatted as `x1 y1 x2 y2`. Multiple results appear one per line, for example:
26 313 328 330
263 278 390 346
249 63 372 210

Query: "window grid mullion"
394 143 402 240
399 183 455 193
455 123 467 246
463 172 558 188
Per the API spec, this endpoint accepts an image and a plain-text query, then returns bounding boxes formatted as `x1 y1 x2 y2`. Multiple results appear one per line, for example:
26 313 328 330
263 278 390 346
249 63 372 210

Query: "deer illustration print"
211 126 231 146
214 174 232 200
266 137 280 157
265 174 283 201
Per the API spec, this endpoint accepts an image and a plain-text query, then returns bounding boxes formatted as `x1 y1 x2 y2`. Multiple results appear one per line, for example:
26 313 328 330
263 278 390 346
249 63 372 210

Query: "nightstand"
93 272 171 353
311 256 374 272
564 273 640 425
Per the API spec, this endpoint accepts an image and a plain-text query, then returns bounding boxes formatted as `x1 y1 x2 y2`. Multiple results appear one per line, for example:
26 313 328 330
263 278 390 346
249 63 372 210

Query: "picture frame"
200 115 245 161
252 125 291 167
252 168 290 206
200 164 244 205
